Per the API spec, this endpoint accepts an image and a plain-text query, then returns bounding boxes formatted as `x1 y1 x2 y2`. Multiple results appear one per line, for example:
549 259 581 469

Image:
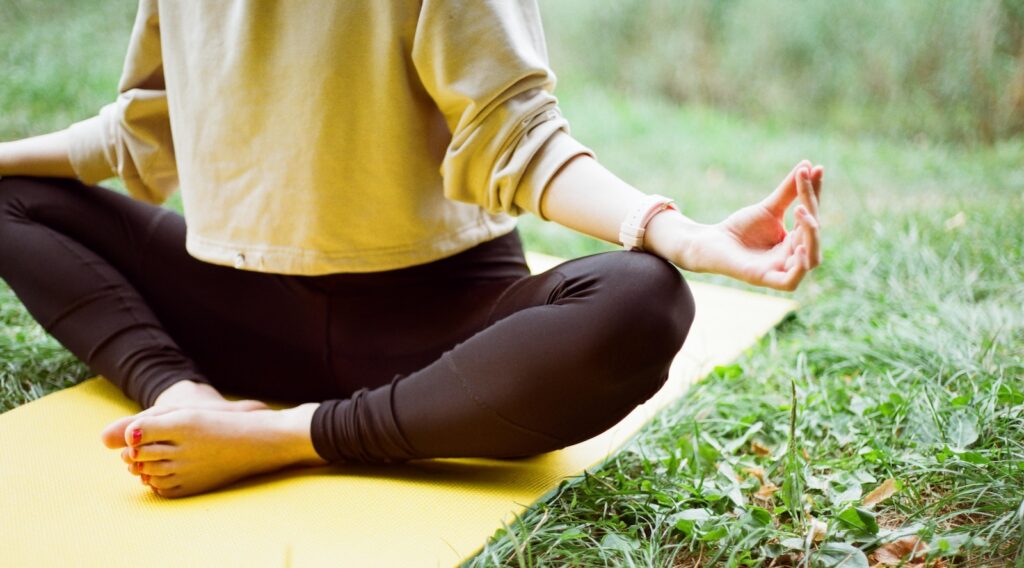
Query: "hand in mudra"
687 160 823 291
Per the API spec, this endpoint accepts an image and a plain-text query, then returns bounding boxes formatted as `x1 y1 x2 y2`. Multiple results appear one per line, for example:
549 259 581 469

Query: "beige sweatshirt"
67 0 592 274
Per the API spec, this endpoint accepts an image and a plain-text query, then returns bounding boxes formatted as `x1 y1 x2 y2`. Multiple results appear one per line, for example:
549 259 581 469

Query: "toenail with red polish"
131 428 142 445
141 474 150 485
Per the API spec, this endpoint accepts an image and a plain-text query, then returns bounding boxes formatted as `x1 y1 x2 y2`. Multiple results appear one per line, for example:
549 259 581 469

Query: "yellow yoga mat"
0 252 797 567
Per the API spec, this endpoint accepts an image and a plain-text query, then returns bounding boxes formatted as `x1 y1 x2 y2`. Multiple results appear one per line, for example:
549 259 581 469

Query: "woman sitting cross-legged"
0 0 823 498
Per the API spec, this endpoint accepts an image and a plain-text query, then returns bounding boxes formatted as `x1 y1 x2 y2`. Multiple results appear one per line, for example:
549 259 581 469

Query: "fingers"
796 206 821 267
770 207 819 290
810 165 824 205
761 160 824 220
762 246 809 291
761 160 812 215
783 241 803 271
781 226 798 258
796 166 819 219
790 164 823 271
743 161 825 291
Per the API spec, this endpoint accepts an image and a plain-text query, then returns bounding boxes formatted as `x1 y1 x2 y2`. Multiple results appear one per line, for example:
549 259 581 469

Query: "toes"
124 409 196 447
136 442 178 461
101 415 136 448
102 406 179 448
152 485 188 499
122 442 177 465
146 474 180 490
102 400 267 449
137 460 176 476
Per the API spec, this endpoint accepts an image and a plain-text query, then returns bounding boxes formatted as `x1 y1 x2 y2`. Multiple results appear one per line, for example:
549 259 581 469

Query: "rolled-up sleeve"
66 0 177 205
412 0 594 220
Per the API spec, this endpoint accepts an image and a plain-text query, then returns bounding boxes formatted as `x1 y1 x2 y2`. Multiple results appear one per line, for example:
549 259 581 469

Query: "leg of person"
103 231 694 497
0 176 334 409
311 248 696 463
104 231 534 497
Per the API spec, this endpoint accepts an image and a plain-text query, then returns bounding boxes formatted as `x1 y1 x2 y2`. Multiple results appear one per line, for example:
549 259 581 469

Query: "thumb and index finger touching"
756 159 825 290
762 159 824 218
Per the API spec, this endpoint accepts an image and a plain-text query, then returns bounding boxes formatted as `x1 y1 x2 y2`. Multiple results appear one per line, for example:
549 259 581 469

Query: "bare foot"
152 379 269 411
99 381 272 451
103 404 326 498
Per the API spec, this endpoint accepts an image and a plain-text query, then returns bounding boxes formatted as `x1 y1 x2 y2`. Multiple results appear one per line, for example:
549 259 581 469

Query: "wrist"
643 208 709 271
0 141 11 175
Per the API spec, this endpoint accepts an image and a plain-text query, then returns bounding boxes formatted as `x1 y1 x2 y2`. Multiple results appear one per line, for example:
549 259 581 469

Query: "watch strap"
619 194 676 252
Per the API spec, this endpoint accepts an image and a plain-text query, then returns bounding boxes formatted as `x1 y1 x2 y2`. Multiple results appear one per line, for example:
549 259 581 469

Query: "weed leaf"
946 412 979 449
836 506 879 535
814 542 869 568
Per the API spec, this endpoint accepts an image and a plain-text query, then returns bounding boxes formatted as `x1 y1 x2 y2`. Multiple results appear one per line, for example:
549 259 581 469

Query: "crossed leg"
0 176 695 498
0 176 346 495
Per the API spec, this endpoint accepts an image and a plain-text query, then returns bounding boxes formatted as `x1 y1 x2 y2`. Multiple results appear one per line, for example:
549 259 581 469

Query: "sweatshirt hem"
185 216 518 275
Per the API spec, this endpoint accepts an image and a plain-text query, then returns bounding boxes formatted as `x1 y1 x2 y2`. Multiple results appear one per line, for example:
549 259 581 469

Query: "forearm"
538 155 708 270
0 129 76 178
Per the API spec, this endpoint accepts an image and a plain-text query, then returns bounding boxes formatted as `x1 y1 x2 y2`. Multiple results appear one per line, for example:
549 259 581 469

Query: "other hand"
681 160 823 291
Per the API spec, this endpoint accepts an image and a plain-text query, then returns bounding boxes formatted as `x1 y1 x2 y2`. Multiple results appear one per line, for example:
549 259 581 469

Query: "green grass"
477 87 1024 566
2 2 1023 566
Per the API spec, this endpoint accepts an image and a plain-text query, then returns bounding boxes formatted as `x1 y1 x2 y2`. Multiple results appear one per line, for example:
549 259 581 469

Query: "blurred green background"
4 0 1023 144
545 0 1024 145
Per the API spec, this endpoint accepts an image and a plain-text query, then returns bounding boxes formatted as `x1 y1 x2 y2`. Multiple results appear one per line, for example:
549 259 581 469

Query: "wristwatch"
618 194 677 252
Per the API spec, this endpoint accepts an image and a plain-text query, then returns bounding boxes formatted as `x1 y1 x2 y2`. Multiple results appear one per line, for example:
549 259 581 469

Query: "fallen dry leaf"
869 536 940 567
751 441 772 457
755 482 780 500
742 466 767 484
807 517 828 542
863 478 899 509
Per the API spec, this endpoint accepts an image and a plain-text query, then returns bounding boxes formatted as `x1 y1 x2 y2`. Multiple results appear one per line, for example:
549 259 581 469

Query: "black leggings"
0 176 695 463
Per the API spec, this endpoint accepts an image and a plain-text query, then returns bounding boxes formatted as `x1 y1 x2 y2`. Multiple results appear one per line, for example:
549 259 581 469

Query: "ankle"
273 403 329 467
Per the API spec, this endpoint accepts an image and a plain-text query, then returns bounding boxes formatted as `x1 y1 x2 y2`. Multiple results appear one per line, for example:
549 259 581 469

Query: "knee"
600 251 695 355
574 251 696 399
451 252 698 455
